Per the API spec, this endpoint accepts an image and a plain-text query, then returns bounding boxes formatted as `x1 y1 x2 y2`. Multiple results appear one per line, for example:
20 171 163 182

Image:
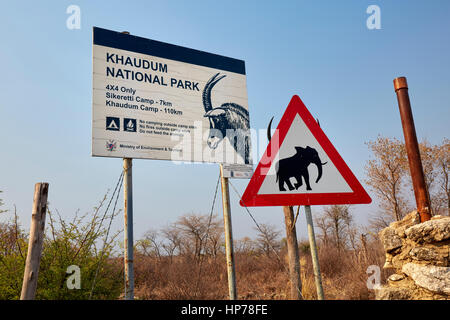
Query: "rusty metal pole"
21 183 49 300
283 205 302 300
220 164 237 300
123 158 134 300
394 77 431 222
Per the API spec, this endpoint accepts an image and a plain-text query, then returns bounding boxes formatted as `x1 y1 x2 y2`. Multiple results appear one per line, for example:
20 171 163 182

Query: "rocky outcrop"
402 263 450 295
375 211 450 300
405 217 450 244
379 227 403 252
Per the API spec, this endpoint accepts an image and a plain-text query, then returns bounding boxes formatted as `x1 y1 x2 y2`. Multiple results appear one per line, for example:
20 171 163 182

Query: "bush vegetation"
0 197 122 300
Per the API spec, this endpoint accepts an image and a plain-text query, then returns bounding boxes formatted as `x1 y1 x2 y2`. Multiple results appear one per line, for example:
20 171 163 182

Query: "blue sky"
0 1 449 242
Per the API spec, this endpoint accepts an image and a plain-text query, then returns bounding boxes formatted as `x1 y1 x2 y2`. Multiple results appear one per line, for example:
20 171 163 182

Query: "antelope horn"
267 116 274 141
202 73 226 112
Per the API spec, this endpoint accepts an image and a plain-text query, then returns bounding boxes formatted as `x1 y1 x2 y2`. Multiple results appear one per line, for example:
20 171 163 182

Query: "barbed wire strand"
89 169 124 299
228 180 304 299
193 173 221 298
292 205 301 230
227 180 290 273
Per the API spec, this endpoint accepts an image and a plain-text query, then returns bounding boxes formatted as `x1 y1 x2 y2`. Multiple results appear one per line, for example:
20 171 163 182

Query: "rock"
405 217 450 244
375 277 444 300
388 274 405 282
379 227 403 252
409 247 438 261
390 245 416 269
376 211 450 300
374 286 411 300
383 253 394 269
402 263 450 295
390 211 420 230
409 246 449 266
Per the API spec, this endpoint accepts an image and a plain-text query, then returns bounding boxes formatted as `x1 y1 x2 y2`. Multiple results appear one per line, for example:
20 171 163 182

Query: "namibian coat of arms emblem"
106 140 117 152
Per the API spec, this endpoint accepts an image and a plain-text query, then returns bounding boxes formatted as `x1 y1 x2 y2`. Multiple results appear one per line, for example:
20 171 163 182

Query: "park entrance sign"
92 27 251 165
240 95 371 207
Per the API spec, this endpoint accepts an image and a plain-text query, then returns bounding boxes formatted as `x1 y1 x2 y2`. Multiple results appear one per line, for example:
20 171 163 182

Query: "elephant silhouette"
275 146 327 191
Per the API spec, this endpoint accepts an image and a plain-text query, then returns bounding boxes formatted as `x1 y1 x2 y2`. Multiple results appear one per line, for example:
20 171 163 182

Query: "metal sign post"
304 205 324 300
119 31 134 301
123 158 134 300
219 164 237 300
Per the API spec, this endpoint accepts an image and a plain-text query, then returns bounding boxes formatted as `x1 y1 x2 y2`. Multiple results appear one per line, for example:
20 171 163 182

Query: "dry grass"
131 239 391 300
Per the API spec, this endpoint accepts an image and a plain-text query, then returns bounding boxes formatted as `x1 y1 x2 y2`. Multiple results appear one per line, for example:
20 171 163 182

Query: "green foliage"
0 215 27 299
0 191 7 214
0 195 123 300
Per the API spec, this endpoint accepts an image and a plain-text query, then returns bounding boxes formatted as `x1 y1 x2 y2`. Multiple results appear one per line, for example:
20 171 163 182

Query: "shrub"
0 196 123 300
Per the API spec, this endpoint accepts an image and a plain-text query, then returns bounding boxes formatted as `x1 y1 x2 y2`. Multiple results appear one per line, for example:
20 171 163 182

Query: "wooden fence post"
283 205 302 299
20 182 49 300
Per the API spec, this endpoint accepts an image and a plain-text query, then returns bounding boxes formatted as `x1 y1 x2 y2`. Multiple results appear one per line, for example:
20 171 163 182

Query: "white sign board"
92 27 251 165
222 164 253 179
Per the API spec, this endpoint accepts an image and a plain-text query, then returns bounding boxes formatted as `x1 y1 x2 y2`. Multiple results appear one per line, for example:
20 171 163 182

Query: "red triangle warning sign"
240 95 371 207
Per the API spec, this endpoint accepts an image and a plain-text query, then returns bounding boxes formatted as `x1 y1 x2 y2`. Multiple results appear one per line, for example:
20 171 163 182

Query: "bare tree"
136 229 162 260
401 140 439 215
235 236 256 254
419 140 438 202
204 221 223 258
254 223 281 256
173 213 222 261
435 138 450 215
365 136 410 227
160 224 182 261
320 205 354 251
0 191 7 214
345 213 359 251
315 214 331 246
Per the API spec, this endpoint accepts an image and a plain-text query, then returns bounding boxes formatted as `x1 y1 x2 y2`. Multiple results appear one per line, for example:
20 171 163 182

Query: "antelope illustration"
202 73 251 164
